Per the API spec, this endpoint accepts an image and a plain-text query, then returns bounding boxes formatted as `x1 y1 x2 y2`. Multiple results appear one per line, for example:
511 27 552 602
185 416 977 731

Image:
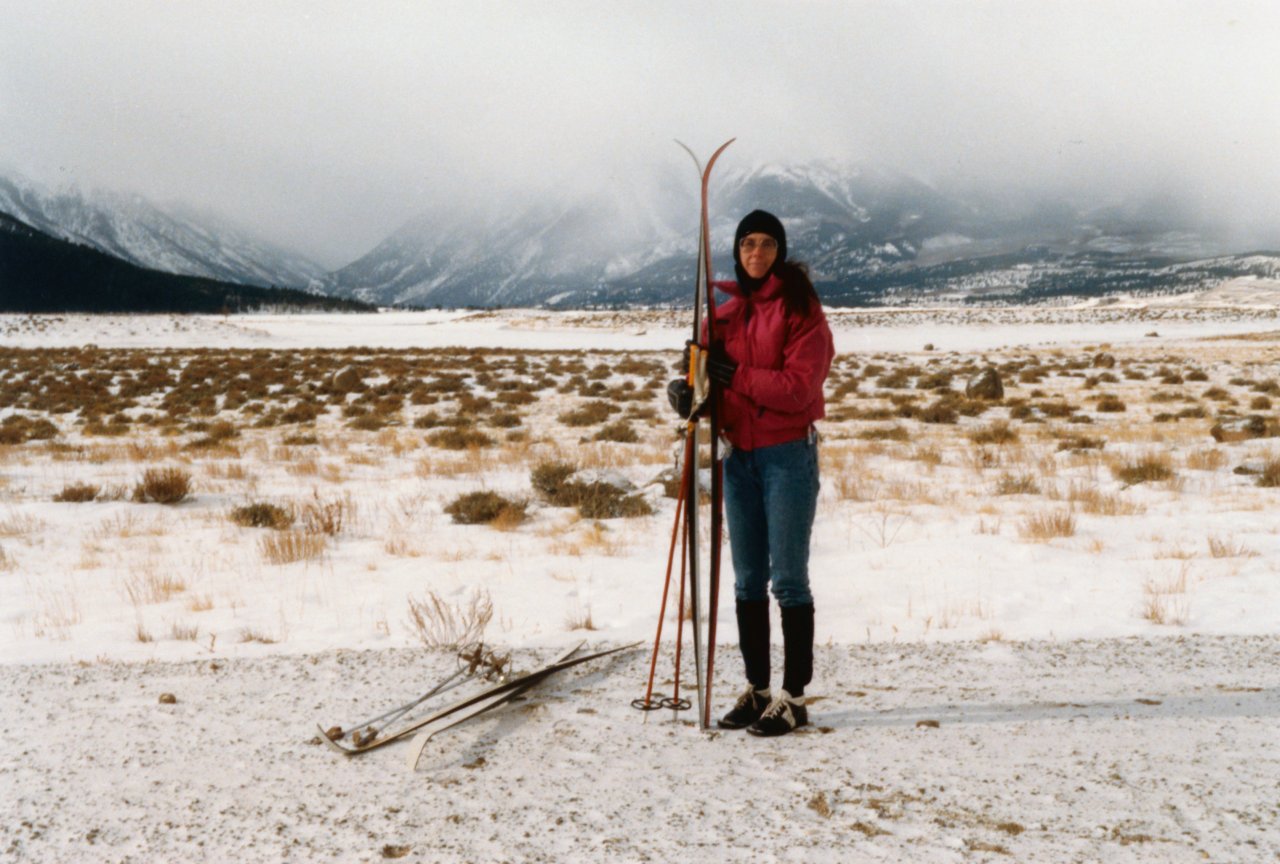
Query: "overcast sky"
2 0 1278 267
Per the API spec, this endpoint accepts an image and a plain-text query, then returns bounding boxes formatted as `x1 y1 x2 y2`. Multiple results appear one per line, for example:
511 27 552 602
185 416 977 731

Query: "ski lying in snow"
405 642 581 771
320 644 510 749
318 641 641 756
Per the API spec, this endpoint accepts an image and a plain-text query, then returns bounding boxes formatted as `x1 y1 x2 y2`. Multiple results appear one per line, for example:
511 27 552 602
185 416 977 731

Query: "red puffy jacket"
708 274 835 451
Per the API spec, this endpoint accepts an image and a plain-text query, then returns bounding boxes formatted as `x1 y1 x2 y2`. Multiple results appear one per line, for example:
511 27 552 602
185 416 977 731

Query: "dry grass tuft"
1207 534 1258 559
969 421 1018 445
299 493 355 536
405 588 493 648
994 473 1039 496
169 621 200 641
565 602 597 631
121 566 187 606
1142 565 1191 626
1065 482 1145 516
1018 509 1077 540
259 530 327 565
1184 448 1226 471
1111 453 1175 486
1257 458 1280 488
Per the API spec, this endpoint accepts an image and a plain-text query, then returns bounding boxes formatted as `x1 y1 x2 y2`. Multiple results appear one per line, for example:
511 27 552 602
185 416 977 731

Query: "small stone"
158 693 177 705
916 719 940 729
381 844 412 859
324 726 344 741
332 366 362 392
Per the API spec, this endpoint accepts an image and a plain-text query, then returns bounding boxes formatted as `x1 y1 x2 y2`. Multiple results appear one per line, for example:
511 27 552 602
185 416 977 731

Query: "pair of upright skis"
637 138 735 730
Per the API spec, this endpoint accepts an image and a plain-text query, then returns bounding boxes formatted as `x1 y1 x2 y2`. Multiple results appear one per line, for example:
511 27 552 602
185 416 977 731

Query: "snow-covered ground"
3 306 1280 862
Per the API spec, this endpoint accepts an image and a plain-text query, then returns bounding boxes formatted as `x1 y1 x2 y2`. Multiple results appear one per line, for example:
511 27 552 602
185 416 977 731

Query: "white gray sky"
2 0 1278 267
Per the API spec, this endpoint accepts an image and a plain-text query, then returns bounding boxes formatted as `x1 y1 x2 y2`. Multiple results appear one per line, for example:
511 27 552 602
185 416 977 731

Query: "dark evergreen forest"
0 213 374 314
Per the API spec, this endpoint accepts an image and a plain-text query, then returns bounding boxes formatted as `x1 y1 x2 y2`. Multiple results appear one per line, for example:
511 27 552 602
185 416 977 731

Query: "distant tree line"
0 212 375 314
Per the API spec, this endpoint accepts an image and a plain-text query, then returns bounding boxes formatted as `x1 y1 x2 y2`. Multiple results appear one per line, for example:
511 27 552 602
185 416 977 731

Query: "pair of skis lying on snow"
318 641 639 768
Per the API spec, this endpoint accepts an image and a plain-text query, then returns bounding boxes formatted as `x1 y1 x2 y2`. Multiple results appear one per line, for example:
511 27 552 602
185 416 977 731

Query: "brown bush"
230 502 294 530
426 428 494 450
444 491 528 526
968 421 1018 445
531 461 576 501
594 421 638 443
558 400 617 427
858 425 910 442
133 467 193 505
1112 455 1174 486
54 482 100 503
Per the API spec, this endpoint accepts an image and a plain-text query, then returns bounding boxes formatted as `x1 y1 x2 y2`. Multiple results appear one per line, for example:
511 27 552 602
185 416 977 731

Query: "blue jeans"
723 436 819 608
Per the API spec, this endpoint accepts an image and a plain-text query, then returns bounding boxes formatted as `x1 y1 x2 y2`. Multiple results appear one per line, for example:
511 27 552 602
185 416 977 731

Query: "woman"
671 209 834 736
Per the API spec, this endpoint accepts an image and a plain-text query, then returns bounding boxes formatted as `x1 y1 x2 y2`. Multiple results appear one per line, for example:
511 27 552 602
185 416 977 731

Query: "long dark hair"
775 261 820 319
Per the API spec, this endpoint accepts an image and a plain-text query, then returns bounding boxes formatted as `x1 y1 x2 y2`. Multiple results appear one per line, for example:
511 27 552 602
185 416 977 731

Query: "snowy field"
3 298 1280 862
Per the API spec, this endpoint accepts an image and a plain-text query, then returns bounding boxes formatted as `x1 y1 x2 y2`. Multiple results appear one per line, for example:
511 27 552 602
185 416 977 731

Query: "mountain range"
0 173 327 291
0 211 371 314
2 164 1278 309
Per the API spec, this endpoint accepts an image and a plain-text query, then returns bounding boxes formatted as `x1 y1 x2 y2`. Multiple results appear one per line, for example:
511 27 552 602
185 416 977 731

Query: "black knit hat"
733 210 787 285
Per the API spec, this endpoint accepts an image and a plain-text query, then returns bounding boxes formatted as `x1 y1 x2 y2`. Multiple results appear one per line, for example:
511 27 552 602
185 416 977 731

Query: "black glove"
706 345 738 388
667 379 694 418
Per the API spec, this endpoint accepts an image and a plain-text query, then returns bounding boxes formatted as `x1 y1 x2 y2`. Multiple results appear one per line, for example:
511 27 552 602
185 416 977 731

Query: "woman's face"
739 233 778 280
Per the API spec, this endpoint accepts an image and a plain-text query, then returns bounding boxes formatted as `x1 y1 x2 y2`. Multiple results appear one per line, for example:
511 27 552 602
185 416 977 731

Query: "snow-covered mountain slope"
0 173 327 290
329 160 1280 308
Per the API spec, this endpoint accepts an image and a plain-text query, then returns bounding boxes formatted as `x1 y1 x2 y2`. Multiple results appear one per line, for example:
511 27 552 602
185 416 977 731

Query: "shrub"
348 414 389 431
1112 454 1174 486
133 467 193 505
916 399 959 425
530 461 652 518
1258 458 1280 488
969 421 1018 445
1095 395 1126 413
558 400 617 427
230 502 294 530
300 494 354 536
497 390 538 406
444 491 528 526
426 428 494 450
858 425 910 442
573 484 653 519
1056 436 1105 452
594 420 638 443
531 461 576 501
54 482 100 503
995 473 1039 495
